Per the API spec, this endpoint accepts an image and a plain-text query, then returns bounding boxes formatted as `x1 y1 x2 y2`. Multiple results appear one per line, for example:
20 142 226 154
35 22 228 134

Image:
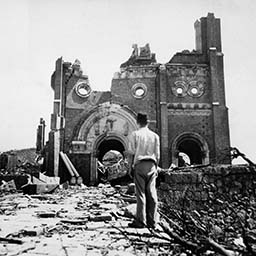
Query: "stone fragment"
60 219 88 225
126 183 135 195
123 203 136 219
22 184 59 194
36 173 60 184
23 227 44 236
0 180 16 192
89 213 112 222
37 211 56 218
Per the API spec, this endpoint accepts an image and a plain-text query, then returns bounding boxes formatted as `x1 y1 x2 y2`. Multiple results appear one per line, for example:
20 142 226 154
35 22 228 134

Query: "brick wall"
158 165 256 210
111 68 158 132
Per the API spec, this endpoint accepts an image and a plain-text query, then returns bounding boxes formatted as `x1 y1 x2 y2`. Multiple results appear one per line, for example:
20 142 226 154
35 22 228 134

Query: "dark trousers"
134 160 158 227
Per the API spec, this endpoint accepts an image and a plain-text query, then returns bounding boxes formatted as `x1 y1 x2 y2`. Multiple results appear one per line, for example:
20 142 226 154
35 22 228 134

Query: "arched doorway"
178 138 202 165
97 138 125 162
72 102 138 184
95 135 130 184
172 132 209 166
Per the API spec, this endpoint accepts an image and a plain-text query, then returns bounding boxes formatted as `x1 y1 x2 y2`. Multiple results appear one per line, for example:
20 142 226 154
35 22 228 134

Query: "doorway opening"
97 139 125 162
177 138 203 165
96 138 131 185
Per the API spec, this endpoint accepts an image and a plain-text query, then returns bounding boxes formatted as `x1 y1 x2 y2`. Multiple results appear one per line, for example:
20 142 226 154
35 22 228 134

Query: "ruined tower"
45 13 231 184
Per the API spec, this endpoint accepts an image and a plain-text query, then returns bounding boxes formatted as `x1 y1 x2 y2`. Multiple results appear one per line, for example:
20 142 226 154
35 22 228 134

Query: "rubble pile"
98 150 129 182
0 178 256 255
0 162 41 176
0 184 171 256
0 182 255 255
0 149 42 193
159 185 256 255
0 148 39 173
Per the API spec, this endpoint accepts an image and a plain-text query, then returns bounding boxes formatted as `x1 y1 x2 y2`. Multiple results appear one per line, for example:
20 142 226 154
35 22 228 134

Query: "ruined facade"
45 13 231 184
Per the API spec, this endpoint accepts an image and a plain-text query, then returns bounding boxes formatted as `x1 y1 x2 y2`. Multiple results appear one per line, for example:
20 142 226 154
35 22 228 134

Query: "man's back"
128 113 159 229
130 126 160 166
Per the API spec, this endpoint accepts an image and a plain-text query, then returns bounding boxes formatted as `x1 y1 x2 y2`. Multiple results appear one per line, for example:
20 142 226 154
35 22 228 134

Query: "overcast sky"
0 0 255 163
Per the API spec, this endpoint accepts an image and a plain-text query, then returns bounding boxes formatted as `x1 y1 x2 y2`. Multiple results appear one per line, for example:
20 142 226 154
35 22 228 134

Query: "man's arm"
128 132 136 176
155 135 160 165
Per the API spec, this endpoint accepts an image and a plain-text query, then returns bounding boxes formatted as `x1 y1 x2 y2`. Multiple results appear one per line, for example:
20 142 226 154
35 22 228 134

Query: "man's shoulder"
148 128 159 138
131 130 137 136
132 127 159 138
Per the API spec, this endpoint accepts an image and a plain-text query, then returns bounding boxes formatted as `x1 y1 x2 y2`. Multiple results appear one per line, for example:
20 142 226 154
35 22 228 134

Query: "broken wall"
158 165 256 210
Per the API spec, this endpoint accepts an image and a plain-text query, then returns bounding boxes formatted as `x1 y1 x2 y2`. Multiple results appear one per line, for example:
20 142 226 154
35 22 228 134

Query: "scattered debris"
0 148 39 174
0 237 23 245
231 147 256 166
0 177 255 255
0 180 16 192
60 152 83 185
22 182 59 195
89 213 113 222
119 193 136 203
21 227 45 237
126 183 135 195
122 203 137 219
98 150 129 182
37 211 56 218
20 170 60 195
60 219 88 225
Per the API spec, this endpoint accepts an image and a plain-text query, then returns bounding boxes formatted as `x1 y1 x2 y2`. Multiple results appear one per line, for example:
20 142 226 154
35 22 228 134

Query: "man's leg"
134 163 147 226
145 164 158 228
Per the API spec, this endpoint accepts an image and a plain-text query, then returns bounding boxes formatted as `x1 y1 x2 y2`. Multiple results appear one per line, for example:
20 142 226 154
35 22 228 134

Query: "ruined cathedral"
42 13 231 185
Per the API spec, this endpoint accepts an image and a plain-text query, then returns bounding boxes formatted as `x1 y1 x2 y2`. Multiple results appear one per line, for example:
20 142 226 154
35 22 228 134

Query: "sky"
0 0 255 163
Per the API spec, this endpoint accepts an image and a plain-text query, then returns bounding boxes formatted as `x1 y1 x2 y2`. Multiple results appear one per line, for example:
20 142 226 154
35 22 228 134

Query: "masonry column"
48 57 65 176
209 48 231 164
36 118 46 153
90 150 98 185
158 65 169 168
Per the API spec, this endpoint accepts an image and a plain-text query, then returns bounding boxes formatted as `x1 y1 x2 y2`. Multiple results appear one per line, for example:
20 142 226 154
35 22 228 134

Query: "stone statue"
131 44 139 58
139 43 151 58
73 59 81 66
72 59 83 75
120 43 156 68
104 117 117 133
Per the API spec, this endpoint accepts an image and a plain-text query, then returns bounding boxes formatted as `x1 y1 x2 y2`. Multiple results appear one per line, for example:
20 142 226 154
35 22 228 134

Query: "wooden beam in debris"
59 152 76 185
160 220 199 252
65 153 83 185
0 237 23 244
203 238 236 256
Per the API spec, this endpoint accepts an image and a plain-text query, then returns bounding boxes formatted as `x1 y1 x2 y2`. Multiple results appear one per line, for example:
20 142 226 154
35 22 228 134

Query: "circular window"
75 82 91 98
176 88 183 95
188 80 205 97
135 88 145 97
132 83 147 99
172 81 187 97
191 87 198 95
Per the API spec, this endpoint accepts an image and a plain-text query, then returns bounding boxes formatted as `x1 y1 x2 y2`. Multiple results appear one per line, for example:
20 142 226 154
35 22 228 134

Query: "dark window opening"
178 139 202 165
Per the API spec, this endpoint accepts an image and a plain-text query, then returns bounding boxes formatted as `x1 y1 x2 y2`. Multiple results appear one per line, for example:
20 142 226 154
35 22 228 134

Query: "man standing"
128 113 160 229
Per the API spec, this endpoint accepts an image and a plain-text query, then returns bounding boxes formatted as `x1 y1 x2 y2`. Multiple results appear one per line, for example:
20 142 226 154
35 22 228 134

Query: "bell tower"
164 13 231 166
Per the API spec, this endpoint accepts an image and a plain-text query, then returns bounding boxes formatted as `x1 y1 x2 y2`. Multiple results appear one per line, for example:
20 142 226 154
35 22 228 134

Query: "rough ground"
1 183 256 256
0 185 170 256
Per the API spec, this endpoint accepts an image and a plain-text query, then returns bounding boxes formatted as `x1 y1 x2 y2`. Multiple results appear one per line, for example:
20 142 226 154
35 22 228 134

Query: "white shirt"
129 126 160 166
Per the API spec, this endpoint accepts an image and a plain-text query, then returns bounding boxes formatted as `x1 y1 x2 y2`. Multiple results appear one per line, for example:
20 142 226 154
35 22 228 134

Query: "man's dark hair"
137 113 148 126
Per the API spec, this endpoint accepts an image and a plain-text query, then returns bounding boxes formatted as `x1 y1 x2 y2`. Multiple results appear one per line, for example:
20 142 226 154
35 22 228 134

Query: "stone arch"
70 102 138 184
93 132 128 159
98 140 125 161
171 132 209 166
75 102 137 148
71 103 137 141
